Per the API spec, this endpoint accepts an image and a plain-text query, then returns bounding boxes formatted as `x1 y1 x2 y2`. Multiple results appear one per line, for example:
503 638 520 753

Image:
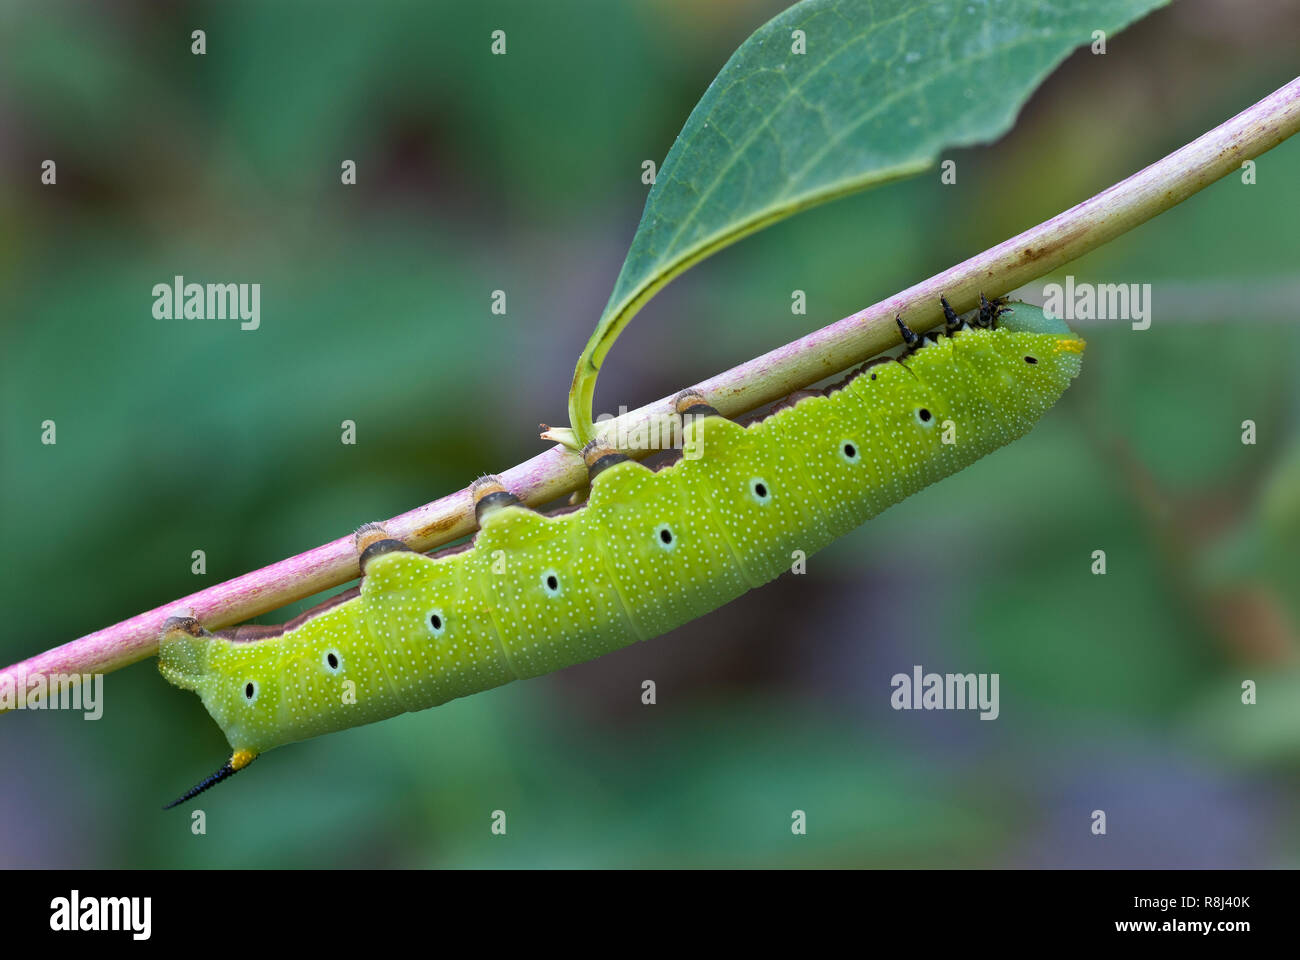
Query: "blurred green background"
1 0 1297 867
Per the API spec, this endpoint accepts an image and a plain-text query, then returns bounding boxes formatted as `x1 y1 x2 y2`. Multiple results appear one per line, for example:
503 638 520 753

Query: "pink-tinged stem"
3 76 1297 703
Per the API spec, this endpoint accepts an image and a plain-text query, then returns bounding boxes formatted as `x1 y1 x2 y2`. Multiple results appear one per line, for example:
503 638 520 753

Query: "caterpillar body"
159 299 1084 805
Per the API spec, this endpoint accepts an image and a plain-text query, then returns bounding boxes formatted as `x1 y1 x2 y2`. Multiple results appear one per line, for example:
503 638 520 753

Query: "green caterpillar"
159 298 1084 806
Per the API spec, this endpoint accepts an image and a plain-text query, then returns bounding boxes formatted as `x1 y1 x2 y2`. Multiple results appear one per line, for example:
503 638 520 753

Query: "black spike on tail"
164 752 256 809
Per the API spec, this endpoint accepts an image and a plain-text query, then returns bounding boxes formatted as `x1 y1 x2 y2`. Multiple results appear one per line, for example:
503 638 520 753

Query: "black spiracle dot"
753 481 768 497
327 652 339 670
1024 355 1038 364
244 682 255 700
429 612 442 630
918 408 932 422
843 442 856 458
659 527 673 545
546 574 558 591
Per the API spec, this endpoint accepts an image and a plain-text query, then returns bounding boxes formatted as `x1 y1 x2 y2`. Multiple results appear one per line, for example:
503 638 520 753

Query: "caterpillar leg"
673 389 720 419
975 293 1012 329
940 295 967 336
581 437 636 482
469 475 524 523
354 521 416 573
895 314 923 351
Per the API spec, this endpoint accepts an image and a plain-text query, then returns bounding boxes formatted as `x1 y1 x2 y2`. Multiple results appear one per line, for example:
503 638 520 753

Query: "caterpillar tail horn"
164 749 258 810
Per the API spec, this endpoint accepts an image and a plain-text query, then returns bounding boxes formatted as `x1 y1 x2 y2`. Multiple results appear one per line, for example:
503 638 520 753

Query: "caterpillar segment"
159 301 1085 805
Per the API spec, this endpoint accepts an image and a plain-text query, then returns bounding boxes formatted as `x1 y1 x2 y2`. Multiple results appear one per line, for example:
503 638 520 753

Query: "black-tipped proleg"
940 295 966 336
475 490 520 522
581 438 634 482
163 751 257 809
673 389 721 419
357 539 413 573
353 522 415 573
353 522 413 574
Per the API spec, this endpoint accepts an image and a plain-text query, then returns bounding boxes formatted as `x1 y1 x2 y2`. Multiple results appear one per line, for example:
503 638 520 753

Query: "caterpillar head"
983 301 1085 410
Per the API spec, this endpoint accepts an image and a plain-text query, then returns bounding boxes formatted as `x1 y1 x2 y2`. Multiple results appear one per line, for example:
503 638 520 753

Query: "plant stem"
3 76 1297 702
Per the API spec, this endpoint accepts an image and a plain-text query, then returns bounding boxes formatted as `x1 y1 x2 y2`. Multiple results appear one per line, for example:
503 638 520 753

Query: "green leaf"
568 0 1171 442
